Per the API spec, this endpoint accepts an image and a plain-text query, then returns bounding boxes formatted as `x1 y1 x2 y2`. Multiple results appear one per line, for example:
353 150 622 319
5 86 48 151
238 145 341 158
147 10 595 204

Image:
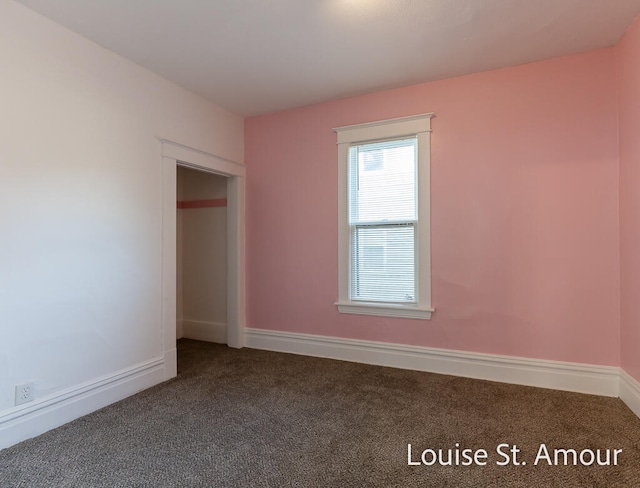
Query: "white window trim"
334 113 434 320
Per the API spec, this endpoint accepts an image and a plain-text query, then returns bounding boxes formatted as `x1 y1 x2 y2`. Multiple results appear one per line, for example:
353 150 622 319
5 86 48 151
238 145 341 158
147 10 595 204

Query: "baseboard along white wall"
182 320 227 344
245 328 621 398
0 357 165 450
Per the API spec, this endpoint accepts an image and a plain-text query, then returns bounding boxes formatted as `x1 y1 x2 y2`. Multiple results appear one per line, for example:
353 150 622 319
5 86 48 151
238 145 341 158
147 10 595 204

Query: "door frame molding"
160 140 246 380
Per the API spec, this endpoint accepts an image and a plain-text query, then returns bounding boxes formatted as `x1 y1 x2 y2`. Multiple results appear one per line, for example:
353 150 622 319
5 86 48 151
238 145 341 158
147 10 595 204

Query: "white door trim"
160 140 246 380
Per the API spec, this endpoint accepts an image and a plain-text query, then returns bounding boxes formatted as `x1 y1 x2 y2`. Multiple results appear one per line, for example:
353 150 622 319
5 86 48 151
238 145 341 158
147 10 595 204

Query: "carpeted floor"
1 339 639 487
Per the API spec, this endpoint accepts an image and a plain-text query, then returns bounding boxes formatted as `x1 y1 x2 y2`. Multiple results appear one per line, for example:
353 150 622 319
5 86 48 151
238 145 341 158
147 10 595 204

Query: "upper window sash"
348 137 418 226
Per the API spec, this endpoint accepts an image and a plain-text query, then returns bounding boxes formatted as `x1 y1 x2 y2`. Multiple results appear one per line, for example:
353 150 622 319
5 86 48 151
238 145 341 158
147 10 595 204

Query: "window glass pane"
349 138 417 224
351 224 416 303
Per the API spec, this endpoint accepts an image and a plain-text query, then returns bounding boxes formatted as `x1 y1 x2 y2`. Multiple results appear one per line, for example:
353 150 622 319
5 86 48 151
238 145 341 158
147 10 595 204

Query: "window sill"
335 301 434 320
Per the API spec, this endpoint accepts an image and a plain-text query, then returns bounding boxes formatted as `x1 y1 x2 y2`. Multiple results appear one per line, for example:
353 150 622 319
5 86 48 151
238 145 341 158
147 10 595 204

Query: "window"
335 114 434 319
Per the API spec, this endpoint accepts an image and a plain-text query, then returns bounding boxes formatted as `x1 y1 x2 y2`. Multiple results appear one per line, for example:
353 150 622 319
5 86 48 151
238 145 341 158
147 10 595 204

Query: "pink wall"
617 15 640 381
245 49 620 366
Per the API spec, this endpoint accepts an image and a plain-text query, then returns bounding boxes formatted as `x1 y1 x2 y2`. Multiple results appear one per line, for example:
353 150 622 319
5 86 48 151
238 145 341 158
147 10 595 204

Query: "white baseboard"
620 370 640 418
1 332 633 453
182 320 227 344
164 347 177 381
0 357 165 450
245 328 620 397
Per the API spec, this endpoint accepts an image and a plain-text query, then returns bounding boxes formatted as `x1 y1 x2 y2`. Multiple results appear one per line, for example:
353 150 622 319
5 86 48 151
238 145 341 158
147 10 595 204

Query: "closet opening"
176 166 228 345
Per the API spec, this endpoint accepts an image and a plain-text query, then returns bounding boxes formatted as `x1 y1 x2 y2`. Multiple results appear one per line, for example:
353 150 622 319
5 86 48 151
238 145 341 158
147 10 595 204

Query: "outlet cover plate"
15 382 34 405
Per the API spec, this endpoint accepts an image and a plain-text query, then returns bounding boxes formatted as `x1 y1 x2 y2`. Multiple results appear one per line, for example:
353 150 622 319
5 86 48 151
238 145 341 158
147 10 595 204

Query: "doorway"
176 166 228 344
160 140 246 382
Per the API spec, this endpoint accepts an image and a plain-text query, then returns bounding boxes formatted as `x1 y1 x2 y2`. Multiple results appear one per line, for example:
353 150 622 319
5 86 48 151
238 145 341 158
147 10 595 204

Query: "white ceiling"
15 0 640 116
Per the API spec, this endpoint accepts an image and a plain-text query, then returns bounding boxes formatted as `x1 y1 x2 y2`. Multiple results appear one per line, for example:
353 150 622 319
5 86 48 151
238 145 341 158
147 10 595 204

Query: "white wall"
177 167 228 343
0 0 243 443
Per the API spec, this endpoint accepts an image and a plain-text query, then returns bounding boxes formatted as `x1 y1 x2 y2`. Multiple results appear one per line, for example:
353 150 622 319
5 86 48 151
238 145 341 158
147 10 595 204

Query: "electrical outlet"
15 382 34 406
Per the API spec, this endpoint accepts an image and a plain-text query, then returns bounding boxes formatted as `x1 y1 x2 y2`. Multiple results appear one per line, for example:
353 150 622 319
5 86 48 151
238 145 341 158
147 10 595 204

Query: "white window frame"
334 113 434 320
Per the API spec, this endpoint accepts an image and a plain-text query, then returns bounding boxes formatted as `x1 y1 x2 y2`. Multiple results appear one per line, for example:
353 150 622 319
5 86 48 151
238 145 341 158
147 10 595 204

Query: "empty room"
2 0 640 486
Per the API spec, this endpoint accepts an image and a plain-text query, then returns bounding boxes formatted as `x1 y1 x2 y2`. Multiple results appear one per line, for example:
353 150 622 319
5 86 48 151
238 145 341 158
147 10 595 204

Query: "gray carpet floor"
1 338 640 487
